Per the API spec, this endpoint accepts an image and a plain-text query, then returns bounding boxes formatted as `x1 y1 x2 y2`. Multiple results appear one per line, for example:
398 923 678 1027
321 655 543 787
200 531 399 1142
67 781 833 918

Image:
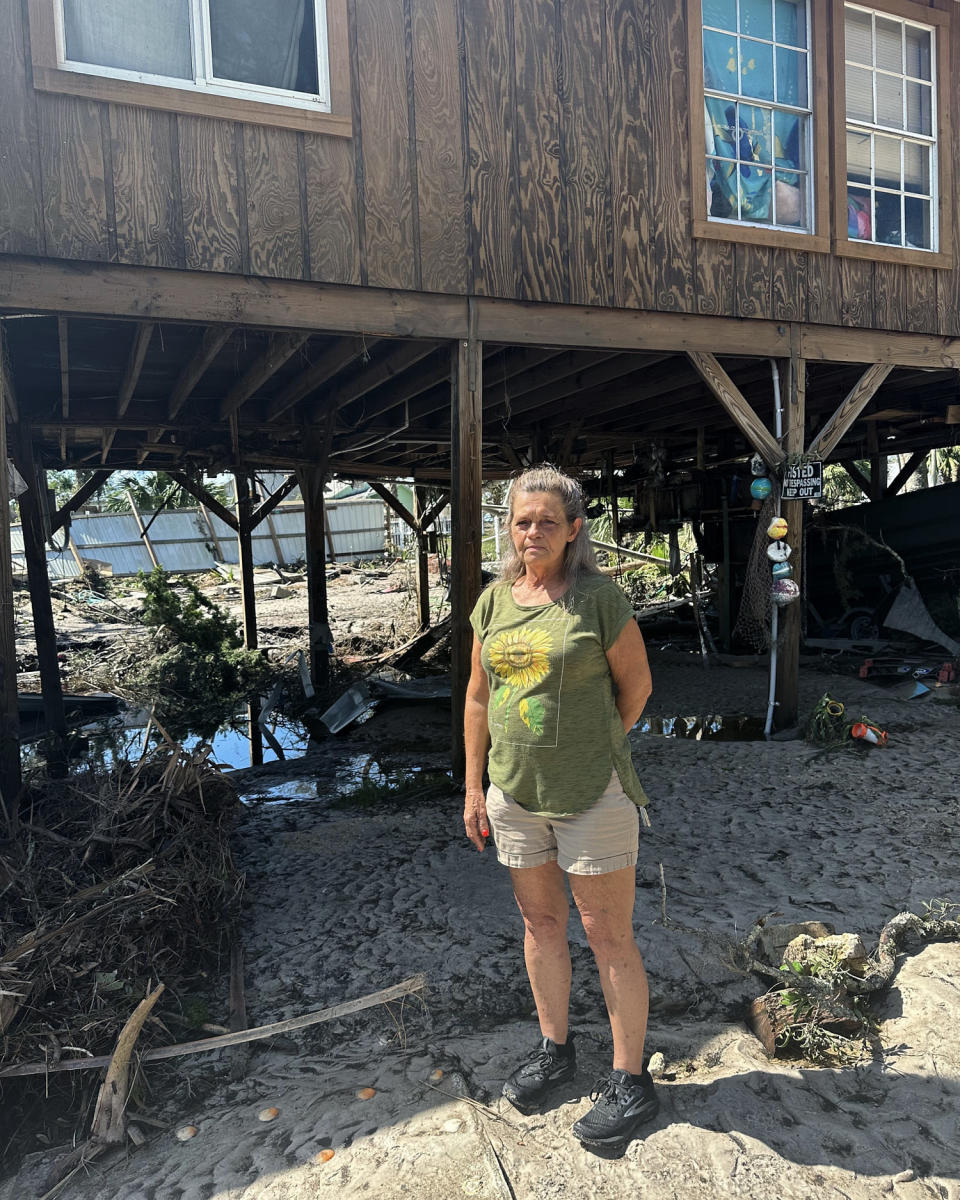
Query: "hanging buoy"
771 561 793 580
766 516 789 539
771 579 800 605
750 453 768 476
750 477 773 500
767 540 792 562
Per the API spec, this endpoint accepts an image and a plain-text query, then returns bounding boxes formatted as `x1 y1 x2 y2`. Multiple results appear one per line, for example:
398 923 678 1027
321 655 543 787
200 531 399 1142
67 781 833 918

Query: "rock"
757 921 836 965
272 585 294 599
647 1052 666 1078
783 932 869 974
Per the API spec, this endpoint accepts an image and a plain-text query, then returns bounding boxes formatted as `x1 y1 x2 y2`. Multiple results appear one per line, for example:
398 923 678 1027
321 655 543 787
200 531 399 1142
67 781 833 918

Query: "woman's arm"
605 618 653 732
463 633 491 852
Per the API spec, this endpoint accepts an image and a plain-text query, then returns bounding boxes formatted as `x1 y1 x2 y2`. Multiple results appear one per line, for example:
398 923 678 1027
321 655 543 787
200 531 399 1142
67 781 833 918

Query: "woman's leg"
509 861 572 1043
568 866 648 1073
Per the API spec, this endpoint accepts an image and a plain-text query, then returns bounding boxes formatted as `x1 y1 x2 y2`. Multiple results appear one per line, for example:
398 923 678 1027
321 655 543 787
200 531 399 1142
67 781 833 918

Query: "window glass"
63 0 192 78
209 0 317 94
843 4 937 251
701 0 812 232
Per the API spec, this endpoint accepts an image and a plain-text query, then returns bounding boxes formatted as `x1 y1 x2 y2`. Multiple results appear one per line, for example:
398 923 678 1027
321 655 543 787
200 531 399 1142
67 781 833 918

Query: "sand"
6 603 960 1199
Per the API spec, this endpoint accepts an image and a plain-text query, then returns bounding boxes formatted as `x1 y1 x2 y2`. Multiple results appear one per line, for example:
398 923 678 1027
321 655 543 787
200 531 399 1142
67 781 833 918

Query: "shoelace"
520 1049 559 1077
588 1075 626 1105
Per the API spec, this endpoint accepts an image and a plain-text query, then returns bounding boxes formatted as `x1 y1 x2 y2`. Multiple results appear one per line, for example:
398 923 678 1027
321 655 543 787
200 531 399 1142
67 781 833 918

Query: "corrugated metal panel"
9 497 390 579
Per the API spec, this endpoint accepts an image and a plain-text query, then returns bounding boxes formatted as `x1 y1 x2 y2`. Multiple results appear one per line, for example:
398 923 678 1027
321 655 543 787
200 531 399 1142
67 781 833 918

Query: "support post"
234 473 262 766
413 485 430 632
0 400 22 811
296 465 332 693
774 357 805 730
15 434 66 774
450 336 483 777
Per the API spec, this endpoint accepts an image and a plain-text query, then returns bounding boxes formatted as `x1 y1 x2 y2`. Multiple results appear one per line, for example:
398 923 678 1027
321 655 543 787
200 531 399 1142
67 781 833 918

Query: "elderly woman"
463 464 658 1156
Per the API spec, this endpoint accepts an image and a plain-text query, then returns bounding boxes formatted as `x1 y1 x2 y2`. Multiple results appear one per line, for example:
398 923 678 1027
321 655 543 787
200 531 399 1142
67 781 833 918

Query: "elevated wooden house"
2 0 960 791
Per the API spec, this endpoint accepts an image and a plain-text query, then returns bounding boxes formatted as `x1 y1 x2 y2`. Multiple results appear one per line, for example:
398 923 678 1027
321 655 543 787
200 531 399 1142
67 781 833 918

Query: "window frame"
27 0 352 137
687 0 831 252
832 0 952 267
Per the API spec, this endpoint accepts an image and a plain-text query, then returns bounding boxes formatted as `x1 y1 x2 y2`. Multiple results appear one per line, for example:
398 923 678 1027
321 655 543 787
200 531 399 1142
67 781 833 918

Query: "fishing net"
732 494 779 652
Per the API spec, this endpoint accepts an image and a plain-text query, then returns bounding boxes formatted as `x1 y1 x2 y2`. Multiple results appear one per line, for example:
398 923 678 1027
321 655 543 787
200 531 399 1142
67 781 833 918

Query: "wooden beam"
885 450 926 497
367 478 418 530
234 473 261 767
218 332 310 420
1 355 19 422
0 383 21 809
840 460 871 498
167 471 238 531
450 336 483 778
117 322 155 418
413 486 430 632
57 317 69 419
50 468 112 534
168 326 235 419
316 341 438 419
125 489 160 569
774 356 805 731
101 322 155 462
807 363 895 461
295 410 337 689
265 338 374 421
248 473 298 530
14 435 66 773
419 491 449 532
687 352 786 466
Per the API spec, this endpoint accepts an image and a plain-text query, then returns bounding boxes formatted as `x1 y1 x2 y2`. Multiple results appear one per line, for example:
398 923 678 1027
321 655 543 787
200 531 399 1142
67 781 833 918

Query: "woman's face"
510 491 581 576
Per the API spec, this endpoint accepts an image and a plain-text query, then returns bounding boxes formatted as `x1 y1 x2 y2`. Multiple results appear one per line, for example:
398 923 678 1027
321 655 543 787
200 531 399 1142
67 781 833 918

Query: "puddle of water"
246 779 321 804
635 714 767 742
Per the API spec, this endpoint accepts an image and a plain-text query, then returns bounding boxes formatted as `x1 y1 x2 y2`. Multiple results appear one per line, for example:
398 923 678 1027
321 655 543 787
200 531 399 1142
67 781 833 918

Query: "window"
843 5 936 251
27 0 350 135
688 0 829 251
702 0 813 229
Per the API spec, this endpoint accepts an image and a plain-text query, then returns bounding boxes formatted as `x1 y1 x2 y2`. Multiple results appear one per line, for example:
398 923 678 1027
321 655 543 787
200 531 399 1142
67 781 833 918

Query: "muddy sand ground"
6 568 960 1199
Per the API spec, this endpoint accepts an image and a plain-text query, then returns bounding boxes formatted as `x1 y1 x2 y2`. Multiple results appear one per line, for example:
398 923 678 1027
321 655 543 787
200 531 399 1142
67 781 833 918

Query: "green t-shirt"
469 574 648 815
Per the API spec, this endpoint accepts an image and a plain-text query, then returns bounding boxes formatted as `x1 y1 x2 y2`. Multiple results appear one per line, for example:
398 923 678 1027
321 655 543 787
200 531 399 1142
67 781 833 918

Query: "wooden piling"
774 356 805 730
296 465 332 693
0 395 21 810
450 337 483 777
234 472 262 766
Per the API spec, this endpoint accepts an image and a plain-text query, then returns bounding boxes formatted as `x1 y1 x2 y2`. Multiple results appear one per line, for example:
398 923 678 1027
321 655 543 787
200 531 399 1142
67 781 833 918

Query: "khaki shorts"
485 771 640 875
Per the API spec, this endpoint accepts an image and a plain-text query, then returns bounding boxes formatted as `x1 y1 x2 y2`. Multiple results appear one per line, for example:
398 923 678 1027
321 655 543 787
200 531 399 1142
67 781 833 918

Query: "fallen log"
0 973 427 1079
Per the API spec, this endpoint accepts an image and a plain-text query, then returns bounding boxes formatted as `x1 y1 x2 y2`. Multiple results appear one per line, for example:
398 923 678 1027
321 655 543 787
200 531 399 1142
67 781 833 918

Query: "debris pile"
0 738 241 1172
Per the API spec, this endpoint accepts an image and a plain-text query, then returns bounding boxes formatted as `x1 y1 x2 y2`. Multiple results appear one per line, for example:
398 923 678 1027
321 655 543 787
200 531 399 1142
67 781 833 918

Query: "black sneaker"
502 1035 576 1114
572 1067 660 1155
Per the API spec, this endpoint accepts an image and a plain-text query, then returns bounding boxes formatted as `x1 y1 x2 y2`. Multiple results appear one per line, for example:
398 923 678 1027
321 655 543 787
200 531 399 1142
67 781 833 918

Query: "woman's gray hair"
498 464 602 584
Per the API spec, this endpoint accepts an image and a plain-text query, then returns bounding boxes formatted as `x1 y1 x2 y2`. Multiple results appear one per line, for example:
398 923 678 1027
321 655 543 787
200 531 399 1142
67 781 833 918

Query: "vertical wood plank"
243 126 304 279
37 94 110 260
559 0 613 306
694 241 734 316
942 20 960 338
450 336 482 776
806 251 841 327
109 106 183 268
903 270 937 335
296 463 333 691
873 262 906 333
838 259 874 327
354 0 417 288
178 116 244 273
0 0 44 253
771 249 807 324
303 134 363 285
605 0 653 309
411 0 468 294
513 0 566 302
734 244 771 319
462 0 522 298
646 0 694 311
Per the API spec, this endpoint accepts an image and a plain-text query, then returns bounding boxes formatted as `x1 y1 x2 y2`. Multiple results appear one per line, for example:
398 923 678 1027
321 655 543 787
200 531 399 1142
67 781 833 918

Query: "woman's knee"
516 898 569 944
580 913 637 963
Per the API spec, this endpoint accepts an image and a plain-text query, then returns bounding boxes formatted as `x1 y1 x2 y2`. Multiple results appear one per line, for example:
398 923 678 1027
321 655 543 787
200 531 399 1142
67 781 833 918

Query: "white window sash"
55 0 331 111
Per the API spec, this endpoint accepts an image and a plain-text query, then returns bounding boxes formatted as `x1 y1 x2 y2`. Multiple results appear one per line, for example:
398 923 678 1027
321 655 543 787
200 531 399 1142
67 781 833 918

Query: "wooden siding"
0 0 958 337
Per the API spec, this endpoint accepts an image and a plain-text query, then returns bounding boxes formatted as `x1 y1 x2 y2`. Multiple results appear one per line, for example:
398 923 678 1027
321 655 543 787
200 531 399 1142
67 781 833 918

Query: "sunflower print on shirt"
488 628 552 736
